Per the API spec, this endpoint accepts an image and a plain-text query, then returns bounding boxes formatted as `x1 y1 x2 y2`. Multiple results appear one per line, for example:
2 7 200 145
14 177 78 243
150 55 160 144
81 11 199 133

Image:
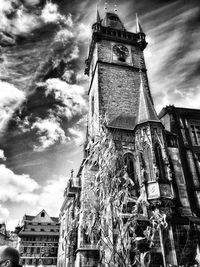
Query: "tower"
58 8 200 267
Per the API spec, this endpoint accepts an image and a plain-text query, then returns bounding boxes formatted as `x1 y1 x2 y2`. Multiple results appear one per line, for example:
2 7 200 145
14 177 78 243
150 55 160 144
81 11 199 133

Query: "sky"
0 0 200 231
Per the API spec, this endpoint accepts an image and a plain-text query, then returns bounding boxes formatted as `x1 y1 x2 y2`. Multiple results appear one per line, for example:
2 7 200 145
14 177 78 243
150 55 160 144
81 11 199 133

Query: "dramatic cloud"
42 78 86 119
1 0 200 230
40 1 66 24
0 164 39 203
143 3 200 110
31 116 67 152
0 81 25 133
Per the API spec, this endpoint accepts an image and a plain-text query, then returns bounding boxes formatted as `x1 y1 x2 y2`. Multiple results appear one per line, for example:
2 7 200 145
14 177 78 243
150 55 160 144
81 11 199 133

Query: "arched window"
154 143 166 181
123 153 135 182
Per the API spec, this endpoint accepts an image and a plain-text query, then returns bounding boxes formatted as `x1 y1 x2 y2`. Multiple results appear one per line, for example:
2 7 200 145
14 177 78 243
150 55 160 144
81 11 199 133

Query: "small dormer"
102 12 126 30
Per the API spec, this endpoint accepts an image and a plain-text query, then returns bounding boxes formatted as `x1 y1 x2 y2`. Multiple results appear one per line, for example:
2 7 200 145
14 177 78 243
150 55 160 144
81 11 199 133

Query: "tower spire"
137 72 159 125
97 9 101 23
136 13 144 33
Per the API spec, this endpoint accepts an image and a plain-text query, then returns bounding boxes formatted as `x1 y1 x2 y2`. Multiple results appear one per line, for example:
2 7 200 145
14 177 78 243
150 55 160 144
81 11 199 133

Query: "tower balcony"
64 178 81 198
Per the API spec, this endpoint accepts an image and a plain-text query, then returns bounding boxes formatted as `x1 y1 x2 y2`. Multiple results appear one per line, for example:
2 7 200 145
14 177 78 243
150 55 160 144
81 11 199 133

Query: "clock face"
113 44 129 61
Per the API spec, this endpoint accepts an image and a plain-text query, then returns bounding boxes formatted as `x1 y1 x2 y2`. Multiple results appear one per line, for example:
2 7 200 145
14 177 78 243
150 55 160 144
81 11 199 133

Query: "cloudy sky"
0 0 200 230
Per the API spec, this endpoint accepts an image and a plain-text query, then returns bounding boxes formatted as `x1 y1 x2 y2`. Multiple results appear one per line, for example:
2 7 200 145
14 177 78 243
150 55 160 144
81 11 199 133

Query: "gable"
31 210 54 223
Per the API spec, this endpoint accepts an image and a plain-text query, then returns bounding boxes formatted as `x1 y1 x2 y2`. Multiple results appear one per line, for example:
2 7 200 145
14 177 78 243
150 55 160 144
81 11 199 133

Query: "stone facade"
17 210 59 267
58 11 200 267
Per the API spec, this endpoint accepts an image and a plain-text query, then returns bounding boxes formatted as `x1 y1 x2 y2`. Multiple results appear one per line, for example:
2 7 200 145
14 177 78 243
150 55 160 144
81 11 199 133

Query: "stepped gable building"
17 210 60 267
58 9 200 267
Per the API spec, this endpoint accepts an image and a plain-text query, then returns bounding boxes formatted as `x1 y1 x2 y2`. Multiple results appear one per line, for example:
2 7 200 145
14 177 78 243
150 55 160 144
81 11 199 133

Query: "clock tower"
58 9 197 267
85 11 156 138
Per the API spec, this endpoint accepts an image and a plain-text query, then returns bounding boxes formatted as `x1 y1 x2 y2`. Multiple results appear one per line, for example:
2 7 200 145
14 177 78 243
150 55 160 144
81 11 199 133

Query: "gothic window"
154 143 166 181
41 211 45 217
190 124 200 146
123 153 135 182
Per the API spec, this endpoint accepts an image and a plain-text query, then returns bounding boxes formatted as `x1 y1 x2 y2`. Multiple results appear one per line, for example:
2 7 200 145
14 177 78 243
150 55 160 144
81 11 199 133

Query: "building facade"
58 10 200 267
17 210 60 267
159 106 200 216
0 223 10 246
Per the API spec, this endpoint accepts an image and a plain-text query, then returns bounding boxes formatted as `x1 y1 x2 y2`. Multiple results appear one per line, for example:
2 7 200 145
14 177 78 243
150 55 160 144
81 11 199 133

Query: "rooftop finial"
136 13 144 33
71 169 74 179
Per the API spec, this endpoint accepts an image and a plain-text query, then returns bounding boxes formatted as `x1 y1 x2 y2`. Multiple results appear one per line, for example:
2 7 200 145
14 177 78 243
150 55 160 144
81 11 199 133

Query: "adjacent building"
58 9 200 267
17 210 60 267
159 106 200 216
0 223 10 246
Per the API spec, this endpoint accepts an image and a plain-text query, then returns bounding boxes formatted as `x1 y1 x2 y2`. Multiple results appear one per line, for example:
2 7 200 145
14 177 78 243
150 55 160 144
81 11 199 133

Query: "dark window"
109 15 119 21
190 124 200 146
154 143 166 181
41 229 44 232
50 229 54 232
41 212 45 217
31 228 35 231
91 96 94 116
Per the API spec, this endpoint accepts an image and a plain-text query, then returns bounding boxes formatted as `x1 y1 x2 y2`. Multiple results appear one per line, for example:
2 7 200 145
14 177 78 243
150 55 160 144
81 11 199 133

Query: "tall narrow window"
91 96 94 116
154 143 166 181
123 153 135 182
144 146 154 181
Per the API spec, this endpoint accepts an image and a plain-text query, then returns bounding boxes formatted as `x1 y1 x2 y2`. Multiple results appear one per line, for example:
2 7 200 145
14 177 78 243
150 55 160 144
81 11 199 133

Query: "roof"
136 74 160 125
101 12 126 30
108 115 137 130
23 211 59 223
159 105 200 119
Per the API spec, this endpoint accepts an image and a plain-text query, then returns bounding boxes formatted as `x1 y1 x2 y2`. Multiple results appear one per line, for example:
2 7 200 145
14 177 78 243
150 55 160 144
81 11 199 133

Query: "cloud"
31 116 67 152
42 78 86 120
31 175 68 217
0 81 25 133
68 116 87 146
40 1 66 24
6 218 20 232
62 70 75 83
0 150 6 161
0 204 9 222
23 0 41 6
0 164 39 203
143 5 200 111
0 0 69 38
68 128 85 146
76 22 92 42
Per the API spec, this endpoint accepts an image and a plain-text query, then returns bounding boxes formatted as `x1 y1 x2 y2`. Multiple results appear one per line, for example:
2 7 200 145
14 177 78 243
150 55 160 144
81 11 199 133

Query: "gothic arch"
154 143 166 181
